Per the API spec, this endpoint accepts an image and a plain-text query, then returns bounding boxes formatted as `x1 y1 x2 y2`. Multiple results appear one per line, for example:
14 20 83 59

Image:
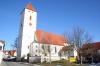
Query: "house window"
0 46 2 50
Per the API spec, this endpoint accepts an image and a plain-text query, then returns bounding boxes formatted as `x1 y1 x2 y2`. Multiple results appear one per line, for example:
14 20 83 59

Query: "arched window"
55 46 57 53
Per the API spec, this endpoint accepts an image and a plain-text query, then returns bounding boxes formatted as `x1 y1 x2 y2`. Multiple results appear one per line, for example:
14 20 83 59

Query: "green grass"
36 60 86 66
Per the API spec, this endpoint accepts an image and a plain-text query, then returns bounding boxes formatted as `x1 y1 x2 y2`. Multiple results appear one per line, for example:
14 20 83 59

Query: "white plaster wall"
17 8 37 60
39 44 63 57
0 42 4 50
29 43 39 56
21 9 37 57
0 52 3 64
17 11 25 61
0 42 4 64
29 42 65 62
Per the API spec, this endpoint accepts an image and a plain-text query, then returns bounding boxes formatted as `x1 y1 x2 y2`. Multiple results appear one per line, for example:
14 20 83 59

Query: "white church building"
17 3 68 62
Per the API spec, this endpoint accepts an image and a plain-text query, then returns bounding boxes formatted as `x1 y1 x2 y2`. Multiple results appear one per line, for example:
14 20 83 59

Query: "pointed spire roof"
26 3 36 12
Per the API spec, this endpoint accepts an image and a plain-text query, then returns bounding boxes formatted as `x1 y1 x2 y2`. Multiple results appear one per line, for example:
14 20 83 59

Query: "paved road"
0 61 41 66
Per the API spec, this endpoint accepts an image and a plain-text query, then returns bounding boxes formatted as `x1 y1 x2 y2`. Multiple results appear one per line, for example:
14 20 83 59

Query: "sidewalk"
0 61 7 66
0 61 41 66
18 62 41 66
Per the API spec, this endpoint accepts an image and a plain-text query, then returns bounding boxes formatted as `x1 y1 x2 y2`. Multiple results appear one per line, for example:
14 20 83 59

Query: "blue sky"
0 0 100 50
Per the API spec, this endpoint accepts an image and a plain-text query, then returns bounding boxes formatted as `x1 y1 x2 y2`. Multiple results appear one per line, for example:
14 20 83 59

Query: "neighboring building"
0 40 5 51
17 3 68 62
3 50 16 59
81 42 100 62
93 42 100 51
82 42 100 53
0 40 5 64
90 42 100 56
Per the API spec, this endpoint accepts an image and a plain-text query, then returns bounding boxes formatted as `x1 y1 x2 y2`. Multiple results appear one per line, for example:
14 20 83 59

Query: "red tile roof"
3 50 16 55
82 42 100 50
36 30 67 46
26 3 36 12
93 42 100 50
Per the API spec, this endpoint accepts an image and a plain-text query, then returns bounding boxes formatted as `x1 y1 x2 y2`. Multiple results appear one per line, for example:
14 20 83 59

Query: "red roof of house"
3 50 16 55
82 42 100 50
93 42 100 50
26 3 36 12
36 30 67 46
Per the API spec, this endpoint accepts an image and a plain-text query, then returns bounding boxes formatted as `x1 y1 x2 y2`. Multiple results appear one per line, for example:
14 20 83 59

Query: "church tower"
17 3 37 61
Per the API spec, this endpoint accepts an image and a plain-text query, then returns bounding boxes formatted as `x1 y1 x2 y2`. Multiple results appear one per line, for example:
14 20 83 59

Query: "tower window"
30 16 32 20
28 46 29 49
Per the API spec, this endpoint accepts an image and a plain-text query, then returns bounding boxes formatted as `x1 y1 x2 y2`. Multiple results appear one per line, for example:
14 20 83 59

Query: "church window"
36 45 37 48
55 46 57 53
35 55 37 56
36 50 37 52
45 53 47 56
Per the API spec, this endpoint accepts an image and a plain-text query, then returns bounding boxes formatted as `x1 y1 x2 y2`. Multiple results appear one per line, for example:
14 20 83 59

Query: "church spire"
26 3 36 12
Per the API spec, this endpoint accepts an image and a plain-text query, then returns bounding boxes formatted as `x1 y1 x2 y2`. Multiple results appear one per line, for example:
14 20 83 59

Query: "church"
17 3 68 62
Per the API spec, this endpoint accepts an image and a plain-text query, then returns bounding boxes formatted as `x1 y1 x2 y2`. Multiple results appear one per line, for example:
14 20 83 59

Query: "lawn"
37 60 86 66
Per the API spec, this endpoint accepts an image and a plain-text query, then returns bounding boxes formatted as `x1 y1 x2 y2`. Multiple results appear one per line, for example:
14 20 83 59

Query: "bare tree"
11 37 18 50
41 36 52 64
83 32 93 44
47 44 51 64
41 38 47 56
58 51 62 60
63 27 93 64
